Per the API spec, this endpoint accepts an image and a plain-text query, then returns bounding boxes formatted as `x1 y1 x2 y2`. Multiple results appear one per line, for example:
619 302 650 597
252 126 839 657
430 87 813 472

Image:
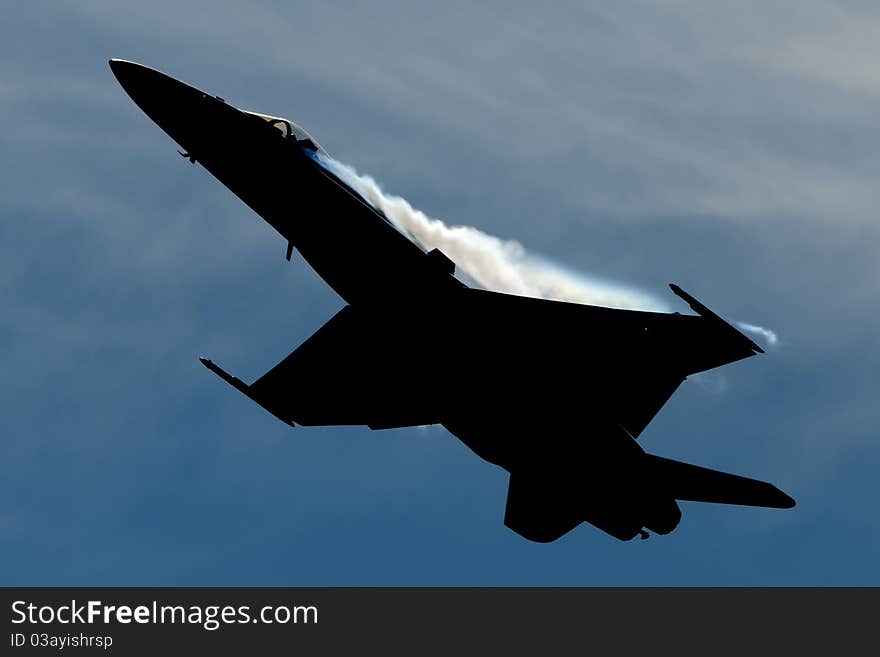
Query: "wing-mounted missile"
199 356 295 426
669 283 764 354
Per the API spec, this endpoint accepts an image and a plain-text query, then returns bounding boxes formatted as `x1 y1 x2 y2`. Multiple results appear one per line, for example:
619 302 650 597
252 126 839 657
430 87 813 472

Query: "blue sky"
2 1 879 584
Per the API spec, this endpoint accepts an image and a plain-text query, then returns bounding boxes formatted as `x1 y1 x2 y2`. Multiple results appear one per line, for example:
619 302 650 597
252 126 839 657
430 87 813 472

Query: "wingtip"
780 491 796 509
669 282 765 355
768 484 796 509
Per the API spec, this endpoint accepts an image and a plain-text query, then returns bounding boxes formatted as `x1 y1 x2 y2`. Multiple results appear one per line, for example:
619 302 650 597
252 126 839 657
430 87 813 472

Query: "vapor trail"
735 322 779 347
314 153 779 347
316 154 667 311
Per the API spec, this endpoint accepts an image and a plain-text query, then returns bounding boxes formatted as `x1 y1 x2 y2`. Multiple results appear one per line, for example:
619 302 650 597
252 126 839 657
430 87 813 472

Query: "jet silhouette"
110 59 795 542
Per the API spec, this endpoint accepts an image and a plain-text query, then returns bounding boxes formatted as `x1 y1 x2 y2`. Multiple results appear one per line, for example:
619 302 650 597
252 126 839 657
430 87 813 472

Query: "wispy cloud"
66 1 880 227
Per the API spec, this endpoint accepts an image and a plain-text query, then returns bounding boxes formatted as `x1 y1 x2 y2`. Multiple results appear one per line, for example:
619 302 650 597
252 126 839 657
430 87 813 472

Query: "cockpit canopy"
243 110 329 156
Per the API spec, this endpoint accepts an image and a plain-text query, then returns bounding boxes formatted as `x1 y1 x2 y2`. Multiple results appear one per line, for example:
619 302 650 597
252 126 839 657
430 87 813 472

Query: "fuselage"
109 60 459 310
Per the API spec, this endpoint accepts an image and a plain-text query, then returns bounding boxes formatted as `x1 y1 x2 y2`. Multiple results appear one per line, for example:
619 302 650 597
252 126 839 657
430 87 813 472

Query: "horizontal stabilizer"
646 453 795 508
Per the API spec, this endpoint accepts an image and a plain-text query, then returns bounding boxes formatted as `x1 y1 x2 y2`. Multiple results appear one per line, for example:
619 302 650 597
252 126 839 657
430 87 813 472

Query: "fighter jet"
110 59 795 542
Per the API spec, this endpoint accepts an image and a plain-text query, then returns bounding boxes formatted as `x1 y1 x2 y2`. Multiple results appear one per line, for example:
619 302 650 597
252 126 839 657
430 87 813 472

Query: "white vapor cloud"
315 153 668 312
736 322 780 348
313 153 781 351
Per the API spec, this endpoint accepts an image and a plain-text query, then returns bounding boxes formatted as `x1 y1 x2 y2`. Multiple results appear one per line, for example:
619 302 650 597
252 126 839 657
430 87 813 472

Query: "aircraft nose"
108 58 138 81
109 58 224 155
109 59 201 117
110 59 168 104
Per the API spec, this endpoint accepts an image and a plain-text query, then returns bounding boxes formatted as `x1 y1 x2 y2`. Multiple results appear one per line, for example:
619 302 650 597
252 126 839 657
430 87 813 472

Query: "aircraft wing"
200 283 763 440
203 305 444 429
454 287 763 438
459 286 761 373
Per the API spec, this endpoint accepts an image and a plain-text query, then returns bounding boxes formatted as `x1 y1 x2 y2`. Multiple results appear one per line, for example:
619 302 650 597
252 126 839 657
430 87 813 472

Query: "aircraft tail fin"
646 453 795 508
